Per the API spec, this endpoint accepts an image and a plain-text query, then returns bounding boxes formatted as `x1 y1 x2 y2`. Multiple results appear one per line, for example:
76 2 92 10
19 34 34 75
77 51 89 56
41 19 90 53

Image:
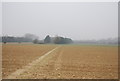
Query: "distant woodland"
0 33 119 45
0 34 73 44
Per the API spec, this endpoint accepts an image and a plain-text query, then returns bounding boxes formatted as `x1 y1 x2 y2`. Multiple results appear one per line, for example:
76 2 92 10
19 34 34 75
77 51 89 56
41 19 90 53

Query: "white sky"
0 2 2 36
1 0 119 2
2 2 118 40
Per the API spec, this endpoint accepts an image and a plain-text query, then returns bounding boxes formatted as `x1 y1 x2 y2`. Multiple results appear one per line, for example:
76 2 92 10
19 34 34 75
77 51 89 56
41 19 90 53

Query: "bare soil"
2 44 56 78
2 44 118 79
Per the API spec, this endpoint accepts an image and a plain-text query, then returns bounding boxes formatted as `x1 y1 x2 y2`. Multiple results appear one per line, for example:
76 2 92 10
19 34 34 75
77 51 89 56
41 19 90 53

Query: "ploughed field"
2 44 57 78
2 44 118 79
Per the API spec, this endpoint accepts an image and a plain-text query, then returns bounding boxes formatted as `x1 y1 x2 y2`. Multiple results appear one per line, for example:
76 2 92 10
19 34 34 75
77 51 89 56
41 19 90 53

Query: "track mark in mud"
6 46 60 79
54 50 63 71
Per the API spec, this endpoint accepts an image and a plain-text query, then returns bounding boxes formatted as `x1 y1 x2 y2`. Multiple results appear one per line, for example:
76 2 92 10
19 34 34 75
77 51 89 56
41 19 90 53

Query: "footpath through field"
5 45 118 79
6 46 61 79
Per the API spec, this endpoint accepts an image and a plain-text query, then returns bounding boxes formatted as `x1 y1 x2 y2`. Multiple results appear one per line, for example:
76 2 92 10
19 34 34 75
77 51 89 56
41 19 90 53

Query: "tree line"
1 34 38 44
1 34 73 44
33 35 73 44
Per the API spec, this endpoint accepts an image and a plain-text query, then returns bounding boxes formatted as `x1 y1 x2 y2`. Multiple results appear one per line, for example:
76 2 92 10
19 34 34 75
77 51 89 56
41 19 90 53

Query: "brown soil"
2 44 118 79
2 44 56 78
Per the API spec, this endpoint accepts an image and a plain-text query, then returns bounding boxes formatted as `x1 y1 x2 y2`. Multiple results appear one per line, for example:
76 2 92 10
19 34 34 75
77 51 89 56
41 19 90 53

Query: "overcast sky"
2 2 118 40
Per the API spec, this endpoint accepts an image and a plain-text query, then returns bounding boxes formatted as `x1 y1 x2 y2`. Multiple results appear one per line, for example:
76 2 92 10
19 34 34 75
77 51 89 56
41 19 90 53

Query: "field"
2 44 57 78
2 44 118 79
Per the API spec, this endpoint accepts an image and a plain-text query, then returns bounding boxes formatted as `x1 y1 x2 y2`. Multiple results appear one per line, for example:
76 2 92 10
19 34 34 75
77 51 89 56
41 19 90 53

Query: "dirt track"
2 44 57 78
2 44 118 79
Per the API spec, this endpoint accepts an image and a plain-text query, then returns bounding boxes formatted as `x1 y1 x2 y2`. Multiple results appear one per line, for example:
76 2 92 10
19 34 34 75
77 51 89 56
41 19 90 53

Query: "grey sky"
2 2 118 40
0 2 2 36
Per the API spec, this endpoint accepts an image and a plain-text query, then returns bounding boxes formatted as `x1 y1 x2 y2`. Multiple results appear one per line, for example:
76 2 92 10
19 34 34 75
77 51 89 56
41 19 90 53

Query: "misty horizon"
1 33 118 41
2 2 118 40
